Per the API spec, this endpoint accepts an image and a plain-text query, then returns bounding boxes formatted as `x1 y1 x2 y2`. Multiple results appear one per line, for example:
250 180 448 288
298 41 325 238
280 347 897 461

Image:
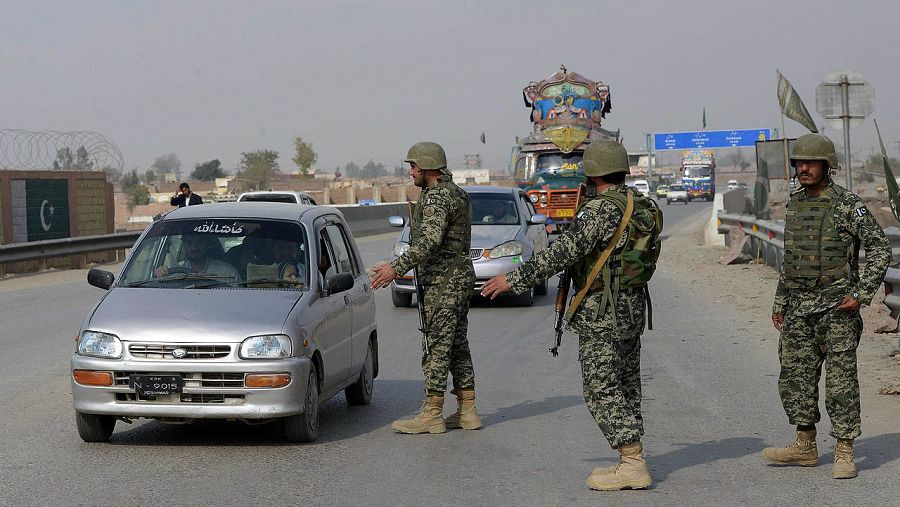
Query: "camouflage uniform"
391 174 476 394
773 182 890 440
507 184 650 448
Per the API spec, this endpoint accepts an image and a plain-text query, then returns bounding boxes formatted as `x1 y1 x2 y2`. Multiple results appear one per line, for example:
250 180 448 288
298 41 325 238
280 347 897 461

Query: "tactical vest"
783 184 855 289
410 178 472 283
571 188 663 325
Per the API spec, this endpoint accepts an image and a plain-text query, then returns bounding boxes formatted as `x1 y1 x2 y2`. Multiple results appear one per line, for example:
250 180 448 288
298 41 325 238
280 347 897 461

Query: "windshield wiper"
234 278 305 288
125 273 235 287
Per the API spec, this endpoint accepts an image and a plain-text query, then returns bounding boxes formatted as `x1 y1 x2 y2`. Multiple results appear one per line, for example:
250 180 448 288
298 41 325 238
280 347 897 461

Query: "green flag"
777 70 819 133
874 119 900 223
702 107 706 129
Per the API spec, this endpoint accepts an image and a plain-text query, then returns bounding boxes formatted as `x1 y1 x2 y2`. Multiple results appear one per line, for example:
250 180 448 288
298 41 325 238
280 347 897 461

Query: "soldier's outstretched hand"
836 295 861 312
771 313 783 331
481 274 510 299
370 263 397 290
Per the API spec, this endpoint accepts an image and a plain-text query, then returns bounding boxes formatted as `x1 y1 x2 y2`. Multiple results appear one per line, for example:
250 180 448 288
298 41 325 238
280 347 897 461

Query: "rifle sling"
565 191 634 320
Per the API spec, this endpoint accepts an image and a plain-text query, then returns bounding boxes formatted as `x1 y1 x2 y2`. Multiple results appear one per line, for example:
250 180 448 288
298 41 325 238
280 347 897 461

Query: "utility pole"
646 133 654 184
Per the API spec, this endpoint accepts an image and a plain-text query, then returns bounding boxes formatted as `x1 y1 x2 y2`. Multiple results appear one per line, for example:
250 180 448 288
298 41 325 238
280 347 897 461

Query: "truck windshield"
537 152 583 175
683 166 711 178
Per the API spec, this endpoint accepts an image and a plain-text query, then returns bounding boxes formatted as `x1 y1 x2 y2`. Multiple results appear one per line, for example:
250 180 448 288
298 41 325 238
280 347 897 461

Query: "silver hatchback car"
389 186 549 306
71 202 377 443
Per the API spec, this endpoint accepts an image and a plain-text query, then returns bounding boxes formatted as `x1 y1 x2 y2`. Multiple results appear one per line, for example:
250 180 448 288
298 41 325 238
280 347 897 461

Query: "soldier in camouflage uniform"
482 140 662 491
371 141 481 434
764 133 890 480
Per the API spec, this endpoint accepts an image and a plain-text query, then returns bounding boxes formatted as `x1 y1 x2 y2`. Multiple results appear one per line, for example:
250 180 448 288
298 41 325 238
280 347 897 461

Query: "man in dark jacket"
171 183 203 207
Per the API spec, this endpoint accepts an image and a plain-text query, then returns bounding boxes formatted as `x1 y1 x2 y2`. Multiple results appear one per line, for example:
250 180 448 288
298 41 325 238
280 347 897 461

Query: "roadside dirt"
663 210 900 399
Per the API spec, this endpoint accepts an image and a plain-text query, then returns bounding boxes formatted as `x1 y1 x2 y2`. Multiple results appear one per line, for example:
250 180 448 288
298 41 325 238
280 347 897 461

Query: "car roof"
161 202 338 222
461 185 521 195
240 190 310 197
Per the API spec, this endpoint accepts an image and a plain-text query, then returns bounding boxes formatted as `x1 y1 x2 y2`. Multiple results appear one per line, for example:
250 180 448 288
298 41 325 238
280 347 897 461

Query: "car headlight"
393 241 410 257
77 331 123 358
529 194 539 203
240 334 292 359
490 241 524 259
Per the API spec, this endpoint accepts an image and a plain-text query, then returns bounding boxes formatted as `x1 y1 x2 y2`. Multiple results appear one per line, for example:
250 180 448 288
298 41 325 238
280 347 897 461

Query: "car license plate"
555 209 575 218
129 374 183 396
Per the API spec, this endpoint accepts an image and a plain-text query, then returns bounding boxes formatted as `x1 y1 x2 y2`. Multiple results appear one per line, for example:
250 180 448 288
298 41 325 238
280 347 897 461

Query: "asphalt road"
1 198 899 506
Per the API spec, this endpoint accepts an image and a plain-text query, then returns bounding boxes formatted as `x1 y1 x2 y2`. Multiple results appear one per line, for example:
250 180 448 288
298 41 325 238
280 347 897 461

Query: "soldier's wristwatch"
852 292 860 300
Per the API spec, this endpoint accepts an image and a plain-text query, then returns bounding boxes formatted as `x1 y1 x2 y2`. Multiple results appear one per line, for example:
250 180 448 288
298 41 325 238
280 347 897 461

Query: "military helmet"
404 142 449 174
790 133 839 169
583 140 629 177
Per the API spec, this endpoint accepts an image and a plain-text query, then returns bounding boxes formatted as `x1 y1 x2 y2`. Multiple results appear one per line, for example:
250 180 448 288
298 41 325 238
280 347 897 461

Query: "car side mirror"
87 268 115 290
388 216 406 227
528 213 547 225
325 272 354 295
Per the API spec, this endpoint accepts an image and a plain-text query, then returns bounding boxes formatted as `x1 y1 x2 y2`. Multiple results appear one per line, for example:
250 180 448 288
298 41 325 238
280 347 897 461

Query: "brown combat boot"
762 430 818 466
444 389 483 430
391 395 446 434
586 441 652 491
832 439 858 479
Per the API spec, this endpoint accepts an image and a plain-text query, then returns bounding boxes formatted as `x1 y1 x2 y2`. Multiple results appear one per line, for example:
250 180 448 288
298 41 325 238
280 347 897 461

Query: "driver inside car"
154 235 240 282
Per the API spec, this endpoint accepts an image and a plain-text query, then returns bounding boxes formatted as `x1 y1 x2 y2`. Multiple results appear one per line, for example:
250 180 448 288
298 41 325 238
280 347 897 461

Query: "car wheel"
391 288 412 308
345 341 375 406
666 199 670 205
516 287 535 307
285 368 320 443
535 278 548 296
75 412 115 442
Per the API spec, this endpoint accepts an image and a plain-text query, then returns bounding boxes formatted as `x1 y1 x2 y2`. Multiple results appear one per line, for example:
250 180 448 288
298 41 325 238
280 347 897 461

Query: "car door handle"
344 295 350 305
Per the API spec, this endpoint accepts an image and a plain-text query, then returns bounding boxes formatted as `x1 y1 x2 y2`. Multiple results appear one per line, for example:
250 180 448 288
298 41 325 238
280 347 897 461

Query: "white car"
666 184 689 205
633 180 651 198
238 191 317 205
727 180 739 191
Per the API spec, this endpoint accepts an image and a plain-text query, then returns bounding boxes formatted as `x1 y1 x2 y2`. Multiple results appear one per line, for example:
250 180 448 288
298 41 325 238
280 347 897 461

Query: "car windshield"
471 194 520 225
670 185 685 191
119 218 309 290
240 194 298 203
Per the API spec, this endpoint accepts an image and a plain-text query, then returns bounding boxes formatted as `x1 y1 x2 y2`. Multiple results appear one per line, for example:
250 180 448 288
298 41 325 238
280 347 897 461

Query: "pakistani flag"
11 179 70 243
874 120 900 223
777 70 819 133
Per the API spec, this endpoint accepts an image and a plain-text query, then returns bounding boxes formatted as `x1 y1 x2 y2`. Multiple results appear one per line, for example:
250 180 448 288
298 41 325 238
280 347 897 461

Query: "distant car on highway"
71 202 377 443
388 186 550 307
238 190 317 205
666 183 689 205
655 184 669 199
727 180 739 191
633 179 651 198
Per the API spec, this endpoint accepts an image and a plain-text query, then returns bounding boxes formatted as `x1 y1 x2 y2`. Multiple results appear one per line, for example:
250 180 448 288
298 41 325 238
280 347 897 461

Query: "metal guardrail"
0 203 406 267
717 212 900 319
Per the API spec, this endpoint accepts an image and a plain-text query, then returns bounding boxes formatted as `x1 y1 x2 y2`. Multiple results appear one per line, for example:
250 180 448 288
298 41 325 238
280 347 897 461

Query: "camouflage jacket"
773 183 891 315
390 176 474 287
507 184 634 333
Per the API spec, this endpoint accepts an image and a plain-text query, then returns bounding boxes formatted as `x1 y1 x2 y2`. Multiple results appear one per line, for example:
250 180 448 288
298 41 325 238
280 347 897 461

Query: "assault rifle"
550 183 586 357
408 201 431 355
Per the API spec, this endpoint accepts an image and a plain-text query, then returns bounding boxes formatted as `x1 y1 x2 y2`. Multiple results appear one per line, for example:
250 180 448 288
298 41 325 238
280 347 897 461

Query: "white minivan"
633 180 651 198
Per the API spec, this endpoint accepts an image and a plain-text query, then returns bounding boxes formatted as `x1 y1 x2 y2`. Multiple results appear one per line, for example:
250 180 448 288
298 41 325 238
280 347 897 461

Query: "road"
1 199 899 506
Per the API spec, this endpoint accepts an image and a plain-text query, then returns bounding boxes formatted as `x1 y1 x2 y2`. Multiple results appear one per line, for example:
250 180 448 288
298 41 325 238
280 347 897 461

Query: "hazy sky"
2 0 899 174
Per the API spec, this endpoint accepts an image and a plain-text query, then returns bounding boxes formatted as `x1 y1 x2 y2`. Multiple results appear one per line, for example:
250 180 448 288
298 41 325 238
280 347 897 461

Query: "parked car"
238 190 317 205
727 180 739 191
655 185 669 199
633 179 651 198
389 186 550 307
71 202 376 443
666 183 689 205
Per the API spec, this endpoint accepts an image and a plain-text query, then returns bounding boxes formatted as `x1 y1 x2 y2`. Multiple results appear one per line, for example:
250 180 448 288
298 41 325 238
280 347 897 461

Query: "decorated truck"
680 149 716 202
511 66 619 232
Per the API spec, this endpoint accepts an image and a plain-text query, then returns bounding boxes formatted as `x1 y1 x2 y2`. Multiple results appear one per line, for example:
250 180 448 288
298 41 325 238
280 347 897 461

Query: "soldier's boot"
586 441 652 491
832 439 858 479
762 430 818 466
444 389 483 430
391 395 446 434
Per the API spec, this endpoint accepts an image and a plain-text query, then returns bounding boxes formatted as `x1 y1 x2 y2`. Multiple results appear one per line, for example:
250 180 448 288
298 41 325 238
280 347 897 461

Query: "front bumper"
391 255 526 296
70 354 313 419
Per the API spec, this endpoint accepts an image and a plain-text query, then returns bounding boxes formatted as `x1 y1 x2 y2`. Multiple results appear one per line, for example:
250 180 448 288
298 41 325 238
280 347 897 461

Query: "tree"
239 150 280 189
102 166 122 183
360 159 387 179
128 184 150 207
191 159 225 181
393 165 405 176
292 137 317 175
151 153 182 179
344 161 360 178
121 169 140 190
53 147 74 170
75 146 93 170
143 169 156 184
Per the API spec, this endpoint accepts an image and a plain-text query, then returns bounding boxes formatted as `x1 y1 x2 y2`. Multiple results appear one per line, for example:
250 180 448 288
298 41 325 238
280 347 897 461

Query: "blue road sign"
653 129 771 150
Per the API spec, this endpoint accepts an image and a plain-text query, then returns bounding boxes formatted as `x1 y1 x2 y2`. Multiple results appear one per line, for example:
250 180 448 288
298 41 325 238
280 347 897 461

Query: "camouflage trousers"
779 305 862 440
575 290 646 449
421 286 475 394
